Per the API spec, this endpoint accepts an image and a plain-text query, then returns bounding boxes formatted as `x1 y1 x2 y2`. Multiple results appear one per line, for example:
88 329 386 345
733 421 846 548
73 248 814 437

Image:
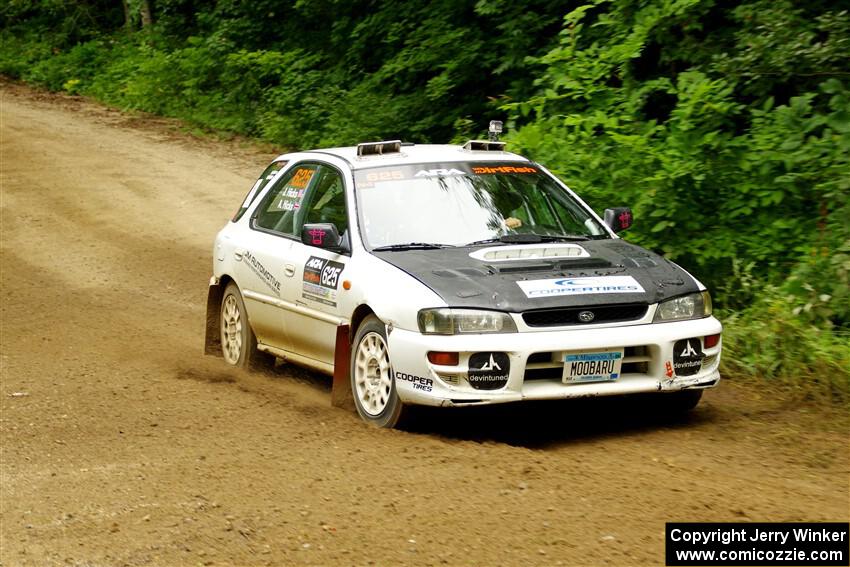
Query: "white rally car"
205 137 722 428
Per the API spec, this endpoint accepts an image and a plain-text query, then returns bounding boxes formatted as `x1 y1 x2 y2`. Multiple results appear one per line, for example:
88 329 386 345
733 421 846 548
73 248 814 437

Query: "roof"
294 143 531 170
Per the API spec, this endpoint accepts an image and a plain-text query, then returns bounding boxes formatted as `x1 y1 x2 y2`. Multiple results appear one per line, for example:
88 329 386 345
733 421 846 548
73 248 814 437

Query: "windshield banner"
355 162 539 188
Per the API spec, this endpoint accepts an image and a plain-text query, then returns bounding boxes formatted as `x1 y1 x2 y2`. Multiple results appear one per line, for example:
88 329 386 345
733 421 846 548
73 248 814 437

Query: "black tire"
659 389 703 412
350 315 407 428
220 282 267 369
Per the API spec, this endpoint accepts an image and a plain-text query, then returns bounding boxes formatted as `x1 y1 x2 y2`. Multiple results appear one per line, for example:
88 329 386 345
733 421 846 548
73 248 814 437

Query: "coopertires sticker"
517 275 645 298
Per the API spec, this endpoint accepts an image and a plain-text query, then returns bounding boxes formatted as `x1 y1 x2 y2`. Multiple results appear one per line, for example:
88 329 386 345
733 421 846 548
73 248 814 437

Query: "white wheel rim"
221 294 243 365
354 332 392 416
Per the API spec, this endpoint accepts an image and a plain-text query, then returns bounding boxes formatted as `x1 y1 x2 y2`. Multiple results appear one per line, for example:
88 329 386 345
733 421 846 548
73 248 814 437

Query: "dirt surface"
1 82 848 567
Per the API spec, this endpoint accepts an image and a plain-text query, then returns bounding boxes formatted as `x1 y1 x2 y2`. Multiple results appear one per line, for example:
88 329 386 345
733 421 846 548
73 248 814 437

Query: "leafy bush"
500 0 849 396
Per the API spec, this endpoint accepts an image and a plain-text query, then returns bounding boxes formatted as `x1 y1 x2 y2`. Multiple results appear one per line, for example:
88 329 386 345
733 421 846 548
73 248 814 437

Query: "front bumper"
387 316 722 407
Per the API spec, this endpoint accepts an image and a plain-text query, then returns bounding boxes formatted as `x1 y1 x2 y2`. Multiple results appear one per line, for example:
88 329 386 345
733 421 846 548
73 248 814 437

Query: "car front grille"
522 304 648 327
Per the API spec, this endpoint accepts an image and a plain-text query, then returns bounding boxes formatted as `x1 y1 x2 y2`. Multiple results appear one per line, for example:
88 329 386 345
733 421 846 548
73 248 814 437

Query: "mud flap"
204 280 223 356
331 324 354 410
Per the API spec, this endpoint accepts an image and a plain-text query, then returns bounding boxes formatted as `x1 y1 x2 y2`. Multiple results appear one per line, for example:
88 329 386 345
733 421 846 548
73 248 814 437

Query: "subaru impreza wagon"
205 138 722 427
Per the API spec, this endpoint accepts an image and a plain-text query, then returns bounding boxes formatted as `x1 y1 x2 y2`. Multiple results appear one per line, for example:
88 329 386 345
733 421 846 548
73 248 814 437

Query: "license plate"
563 349 623 383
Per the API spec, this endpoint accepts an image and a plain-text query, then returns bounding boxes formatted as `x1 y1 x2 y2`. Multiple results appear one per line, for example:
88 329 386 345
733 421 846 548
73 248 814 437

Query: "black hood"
372 239 699 312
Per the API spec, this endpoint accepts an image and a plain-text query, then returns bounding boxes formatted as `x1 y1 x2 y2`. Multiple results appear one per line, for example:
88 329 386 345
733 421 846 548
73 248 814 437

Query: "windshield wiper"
465 233 590 246
371 242 455 251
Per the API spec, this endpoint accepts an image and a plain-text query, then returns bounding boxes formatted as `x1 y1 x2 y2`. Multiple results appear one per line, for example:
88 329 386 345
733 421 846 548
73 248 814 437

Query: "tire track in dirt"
2 83 848 567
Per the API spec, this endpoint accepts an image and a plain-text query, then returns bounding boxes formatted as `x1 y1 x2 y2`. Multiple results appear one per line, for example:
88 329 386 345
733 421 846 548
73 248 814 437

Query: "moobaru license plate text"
564 351 623 382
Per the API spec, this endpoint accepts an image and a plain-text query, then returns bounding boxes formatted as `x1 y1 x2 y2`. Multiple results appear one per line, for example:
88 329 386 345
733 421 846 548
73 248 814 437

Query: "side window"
302 166 349 235
232 160 288 222
253 164 318 236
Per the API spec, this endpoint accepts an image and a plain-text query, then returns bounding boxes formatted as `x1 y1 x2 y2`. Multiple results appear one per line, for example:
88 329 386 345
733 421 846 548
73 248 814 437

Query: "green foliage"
718 243 850 402
504 0 850 309
499 0 850 395
2 0 574 145
1 0 848 396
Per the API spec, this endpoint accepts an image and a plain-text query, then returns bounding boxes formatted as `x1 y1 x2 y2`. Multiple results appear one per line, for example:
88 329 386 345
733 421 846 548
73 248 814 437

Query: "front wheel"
220 282 267 369
350 315 407 428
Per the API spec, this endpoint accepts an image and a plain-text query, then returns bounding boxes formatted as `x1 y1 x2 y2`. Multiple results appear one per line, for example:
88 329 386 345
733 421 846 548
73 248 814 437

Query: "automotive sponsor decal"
517 275 645 298
241 251 281 296
468 352 510 390
302 256 345 307
665 360 674 378
394 371 433 392
672 338 704 377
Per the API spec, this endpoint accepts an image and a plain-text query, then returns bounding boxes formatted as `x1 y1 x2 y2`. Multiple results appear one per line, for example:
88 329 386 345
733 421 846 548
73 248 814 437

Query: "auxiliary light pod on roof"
356 140 403 157
462 140 507 152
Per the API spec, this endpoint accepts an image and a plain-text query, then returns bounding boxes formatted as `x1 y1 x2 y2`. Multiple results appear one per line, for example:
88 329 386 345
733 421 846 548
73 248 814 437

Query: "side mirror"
301 223 345 250
604 207 633 233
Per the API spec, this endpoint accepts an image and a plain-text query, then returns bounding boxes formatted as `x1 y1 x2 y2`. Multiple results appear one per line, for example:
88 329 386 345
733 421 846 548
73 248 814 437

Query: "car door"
235 162 320 350
280 164 351 366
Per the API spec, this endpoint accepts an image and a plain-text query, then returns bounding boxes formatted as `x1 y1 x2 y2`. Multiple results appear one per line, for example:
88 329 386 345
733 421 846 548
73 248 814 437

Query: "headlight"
653 291 712 322
417 308 517 335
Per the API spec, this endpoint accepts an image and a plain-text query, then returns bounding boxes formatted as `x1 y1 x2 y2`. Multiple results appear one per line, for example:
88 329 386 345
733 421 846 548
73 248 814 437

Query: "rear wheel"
350 315 406 428
220 282 266 369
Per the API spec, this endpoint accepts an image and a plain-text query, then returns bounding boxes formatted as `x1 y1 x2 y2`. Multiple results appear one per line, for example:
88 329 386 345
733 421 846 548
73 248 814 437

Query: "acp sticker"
517 276 645 298
302 256 345 307
414 168 466 177
468 352 510 390
672 338 704 377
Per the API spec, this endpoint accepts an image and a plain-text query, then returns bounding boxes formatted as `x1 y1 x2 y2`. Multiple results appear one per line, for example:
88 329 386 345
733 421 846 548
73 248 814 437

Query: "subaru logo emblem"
578 310 595 323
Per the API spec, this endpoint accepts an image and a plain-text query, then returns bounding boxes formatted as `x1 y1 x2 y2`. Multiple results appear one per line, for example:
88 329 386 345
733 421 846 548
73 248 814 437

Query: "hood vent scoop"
626 257 658 268
469 243 590 262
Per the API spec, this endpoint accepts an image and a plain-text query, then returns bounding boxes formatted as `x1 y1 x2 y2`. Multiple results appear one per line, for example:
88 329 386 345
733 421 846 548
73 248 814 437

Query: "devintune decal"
672 338 704 377
302 256 345 307
517 275 645 298
467 352 510 390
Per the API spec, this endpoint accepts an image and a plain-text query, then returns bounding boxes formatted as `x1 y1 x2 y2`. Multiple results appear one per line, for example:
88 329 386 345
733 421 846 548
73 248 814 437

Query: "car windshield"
353 162 609 248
